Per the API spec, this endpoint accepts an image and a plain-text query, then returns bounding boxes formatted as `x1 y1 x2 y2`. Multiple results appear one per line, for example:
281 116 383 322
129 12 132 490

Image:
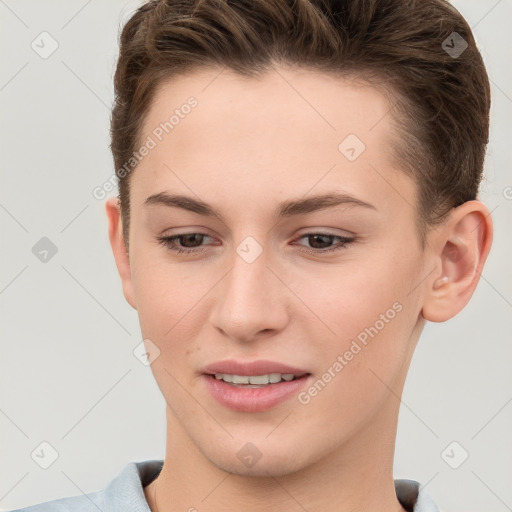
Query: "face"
116 66 431 476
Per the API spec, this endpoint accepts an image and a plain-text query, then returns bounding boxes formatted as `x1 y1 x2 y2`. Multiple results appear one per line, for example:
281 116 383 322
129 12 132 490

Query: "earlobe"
105 197 137 310
422 200 493 323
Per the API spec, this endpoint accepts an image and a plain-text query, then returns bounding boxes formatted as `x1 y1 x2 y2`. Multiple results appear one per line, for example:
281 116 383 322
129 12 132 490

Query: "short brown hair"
110 0 490 246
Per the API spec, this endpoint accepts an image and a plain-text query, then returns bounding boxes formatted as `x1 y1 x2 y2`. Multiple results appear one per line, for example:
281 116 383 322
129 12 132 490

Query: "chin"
199 438 315 478
212 455 307 478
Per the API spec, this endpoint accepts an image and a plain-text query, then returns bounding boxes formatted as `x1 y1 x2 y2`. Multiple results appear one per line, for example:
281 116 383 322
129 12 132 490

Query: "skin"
106 65 492 512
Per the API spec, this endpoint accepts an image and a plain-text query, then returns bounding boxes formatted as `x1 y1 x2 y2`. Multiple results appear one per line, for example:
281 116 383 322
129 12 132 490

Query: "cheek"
289 244 420 371
297 254 410 318
130 258 211 403
129 249 198 342
290 263 417 438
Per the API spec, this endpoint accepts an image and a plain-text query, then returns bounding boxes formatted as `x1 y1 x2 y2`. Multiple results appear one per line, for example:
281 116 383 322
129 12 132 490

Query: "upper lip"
201 359 309 377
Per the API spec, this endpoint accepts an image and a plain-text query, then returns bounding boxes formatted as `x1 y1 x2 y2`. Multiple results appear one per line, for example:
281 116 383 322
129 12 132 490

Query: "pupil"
309 234 333 249
181 234 203 247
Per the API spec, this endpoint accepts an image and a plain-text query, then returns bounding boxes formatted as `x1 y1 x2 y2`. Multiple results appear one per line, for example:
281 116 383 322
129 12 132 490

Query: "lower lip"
202 374 311 413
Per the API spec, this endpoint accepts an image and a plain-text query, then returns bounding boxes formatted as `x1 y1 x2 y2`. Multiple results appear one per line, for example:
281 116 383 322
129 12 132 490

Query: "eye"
293 233 355 254
156 233 214 254
156 231 355 255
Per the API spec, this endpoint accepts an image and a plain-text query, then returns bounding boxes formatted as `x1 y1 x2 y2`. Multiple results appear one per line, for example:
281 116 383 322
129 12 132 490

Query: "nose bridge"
226 243 274 315
212 237 287 340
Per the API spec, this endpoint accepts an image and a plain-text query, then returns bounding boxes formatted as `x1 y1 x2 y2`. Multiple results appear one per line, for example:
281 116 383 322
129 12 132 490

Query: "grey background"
0 0 511 510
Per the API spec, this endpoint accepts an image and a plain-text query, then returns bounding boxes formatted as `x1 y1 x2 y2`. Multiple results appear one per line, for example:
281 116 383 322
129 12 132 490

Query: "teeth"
232 375 250 384
249 375 269 385
214 373 298 385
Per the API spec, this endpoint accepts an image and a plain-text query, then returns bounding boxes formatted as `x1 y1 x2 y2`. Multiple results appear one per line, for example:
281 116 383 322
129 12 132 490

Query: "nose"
210 242 289 343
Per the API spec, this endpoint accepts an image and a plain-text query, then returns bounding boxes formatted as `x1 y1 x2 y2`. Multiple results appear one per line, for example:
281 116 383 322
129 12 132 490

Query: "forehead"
132 66 415 220
145 66 394 148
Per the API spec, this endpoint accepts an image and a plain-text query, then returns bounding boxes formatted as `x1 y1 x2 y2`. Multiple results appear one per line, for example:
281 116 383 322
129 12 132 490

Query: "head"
106 0 492 477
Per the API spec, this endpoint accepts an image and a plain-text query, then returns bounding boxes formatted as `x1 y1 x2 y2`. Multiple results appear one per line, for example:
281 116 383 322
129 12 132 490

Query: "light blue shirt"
8 459 440 511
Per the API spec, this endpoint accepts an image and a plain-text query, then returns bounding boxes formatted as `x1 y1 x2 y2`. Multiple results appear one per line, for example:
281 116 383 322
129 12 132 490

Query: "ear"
105 197 137 310
421 200 493 322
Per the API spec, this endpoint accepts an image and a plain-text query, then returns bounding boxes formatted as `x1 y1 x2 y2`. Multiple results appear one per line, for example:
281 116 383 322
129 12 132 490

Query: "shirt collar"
104 459 439 512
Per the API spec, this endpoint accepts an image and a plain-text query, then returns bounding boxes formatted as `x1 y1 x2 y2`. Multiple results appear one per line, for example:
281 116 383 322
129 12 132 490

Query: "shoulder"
5 459 163 512
5 490 105 512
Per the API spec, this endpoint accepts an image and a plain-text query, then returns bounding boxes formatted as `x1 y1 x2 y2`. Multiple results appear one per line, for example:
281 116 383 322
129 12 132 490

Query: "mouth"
200 360 312 412
206 372 308 388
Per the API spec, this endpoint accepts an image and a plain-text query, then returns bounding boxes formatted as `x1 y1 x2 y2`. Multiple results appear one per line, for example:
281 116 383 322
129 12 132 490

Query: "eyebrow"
144 191 376 223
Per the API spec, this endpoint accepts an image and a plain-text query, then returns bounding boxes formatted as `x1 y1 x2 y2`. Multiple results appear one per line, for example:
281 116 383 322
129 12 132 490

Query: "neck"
145 390 407 512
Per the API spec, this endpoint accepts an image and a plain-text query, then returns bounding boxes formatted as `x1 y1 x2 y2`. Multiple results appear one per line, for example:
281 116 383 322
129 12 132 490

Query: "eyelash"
156 232 355 255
